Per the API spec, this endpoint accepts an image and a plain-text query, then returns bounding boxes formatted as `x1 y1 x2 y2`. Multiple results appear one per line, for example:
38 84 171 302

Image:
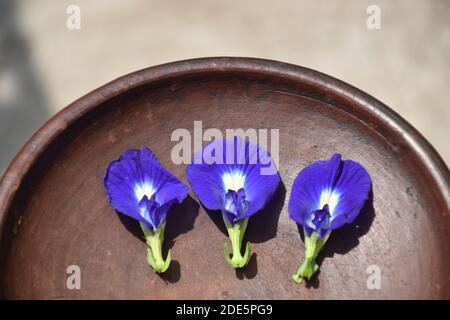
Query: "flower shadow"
164 195 200 251
235 253 258 280
298 191 375 287
116 195 199 283
245 182 286 244
158 260 181 284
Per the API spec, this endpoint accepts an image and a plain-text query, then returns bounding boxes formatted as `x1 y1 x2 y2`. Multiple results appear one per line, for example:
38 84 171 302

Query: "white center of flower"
319 188 340 216
222 170 246 191
134 181 156 201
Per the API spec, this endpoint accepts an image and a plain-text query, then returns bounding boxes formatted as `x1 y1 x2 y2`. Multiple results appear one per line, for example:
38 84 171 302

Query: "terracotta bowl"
0 58 449 299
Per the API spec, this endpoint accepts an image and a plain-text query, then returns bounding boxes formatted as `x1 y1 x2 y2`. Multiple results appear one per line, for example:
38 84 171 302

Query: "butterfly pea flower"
289 154 372 283
186 136 280 268
104 147 188 273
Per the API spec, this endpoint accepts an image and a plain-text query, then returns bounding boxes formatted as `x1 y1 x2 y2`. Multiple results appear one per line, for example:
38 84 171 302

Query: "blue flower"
104 147 188 273
186 136 280 268
289 153 372 283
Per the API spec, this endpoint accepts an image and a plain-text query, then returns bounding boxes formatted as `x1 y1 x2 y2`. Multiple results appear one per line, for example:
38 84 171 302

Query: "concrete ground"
0 0 449 174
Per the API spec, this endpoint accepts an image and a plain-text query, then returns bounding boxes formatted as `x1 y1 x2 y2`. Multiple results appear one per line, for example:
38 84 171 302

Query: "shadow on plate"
235 253 258 280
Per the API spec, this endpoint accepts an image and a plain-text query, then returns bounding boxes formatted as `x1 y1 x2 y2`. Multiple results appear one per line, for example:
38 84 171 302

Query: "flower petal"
240 156 280 220
104 147 188 229
329 159 372 228
289 153 371 234
288 154 342 228
186 136 280 221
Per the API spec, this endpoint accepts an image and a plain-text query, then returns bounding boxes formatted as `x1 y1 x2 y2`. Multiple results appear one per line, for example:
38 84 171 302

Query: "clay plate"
0 58 449 299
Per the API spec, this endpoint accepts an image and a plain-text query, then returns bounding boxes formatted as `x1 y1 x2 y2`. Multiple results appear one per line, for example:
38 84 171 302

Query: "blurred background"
0 0 449 175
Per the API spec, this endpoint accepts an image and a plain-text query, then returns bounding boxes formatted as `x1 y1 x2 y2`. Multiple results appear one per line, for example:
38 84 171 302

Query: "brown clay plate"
0 58 449 299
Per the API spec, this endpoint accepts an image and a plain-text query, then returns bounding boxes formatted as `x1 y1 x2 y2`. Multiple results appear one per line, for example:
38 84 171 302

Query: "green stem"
223 213 251 268
293 229 330 283
140 222 171 273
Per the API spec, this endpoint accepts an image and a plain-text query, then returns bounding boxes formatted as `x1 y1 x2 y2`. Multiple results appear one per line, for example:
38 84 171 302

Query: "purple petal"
223 188 250 224
288 153 371 236
288 154 342 227
104 147 188 230
186 136 280 223
329 159 372 229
